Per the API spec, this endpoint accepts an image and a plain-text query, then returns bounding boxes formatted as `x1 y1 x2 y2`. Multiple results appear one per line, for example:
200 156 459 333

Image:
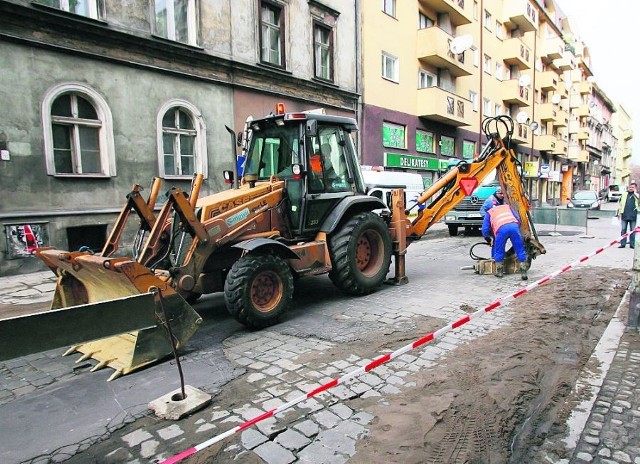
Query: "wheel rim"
355 230 384 277
250 270 283 313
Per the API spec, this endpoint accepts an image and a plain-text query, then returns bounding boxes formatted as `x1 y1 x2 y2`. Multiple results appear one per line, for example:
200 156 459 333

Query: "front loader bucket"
36 248 202 380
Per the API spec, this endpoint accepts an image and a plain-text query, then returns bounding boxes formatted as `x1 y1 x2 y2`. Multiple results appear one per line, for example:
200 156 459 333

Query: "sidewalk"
0 218 638 463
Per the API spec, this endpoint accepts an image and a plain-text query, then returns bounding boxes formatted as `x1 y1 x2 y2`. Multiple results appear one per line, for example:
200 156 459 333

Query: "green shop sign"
384 152 440 171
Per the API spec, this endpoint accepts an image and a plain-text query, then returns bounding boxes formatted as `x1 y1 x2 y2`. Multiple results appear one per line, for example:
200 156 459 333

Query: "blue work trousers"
620 218 637 247
494 222 527 263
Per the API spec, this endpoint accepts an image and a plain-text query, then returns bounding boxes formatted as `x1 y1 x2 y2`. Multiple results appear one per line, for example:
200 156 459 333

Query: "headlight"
445 215 455 221
591 201 599 208
567 202 574 208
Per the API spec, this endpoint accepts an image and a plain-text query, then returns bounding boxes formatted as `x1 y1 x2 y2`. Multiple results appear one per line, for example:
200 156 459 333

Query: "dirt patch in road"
352 267 629 464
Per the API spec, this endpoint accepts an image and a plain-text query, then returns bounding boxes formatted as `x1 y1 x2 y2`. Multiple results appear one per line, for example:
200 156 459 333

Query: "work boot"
519 261 528 281
495 263 503 278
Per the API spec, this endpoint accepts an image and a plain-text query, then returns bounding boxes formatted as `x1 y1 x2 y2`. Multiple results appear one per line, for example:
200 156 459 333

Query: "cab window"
307 126 352 193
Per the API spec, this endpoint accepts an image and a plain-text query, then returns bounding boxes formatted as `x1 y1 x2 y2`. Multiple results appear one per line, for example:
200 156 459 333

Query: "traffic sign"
460 178 478 196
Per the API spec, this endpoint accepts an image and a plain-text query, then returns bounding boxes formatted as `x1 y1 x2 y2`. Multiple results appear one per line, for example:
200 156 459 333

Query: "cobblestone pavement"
1 214 639 463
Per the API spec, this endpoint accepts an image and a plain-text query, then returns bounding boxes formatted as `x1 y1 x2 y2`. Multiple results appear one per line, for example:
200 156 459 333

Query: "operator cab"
241 105 366 236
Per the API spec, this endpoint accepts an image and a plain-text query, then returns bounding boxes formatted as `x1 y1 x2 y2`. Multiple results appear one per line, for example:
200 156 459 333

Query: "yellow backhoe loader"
0 111 544 379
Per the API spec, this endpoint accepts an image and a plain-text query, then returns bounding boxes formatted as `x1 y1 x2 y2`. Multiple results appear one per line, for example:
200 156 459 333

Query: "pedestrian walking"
616 181 639 248
482 204 528 280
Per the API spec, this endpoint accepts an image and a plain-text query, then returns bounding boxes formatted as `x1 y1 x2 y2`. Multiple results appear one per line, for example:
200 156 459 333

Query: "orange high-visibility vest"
488 204 518 235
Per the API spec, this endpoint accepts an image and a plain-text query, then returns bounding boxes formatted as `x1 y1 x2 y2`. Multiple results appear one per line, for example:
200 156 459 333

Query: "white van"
361 170 425 218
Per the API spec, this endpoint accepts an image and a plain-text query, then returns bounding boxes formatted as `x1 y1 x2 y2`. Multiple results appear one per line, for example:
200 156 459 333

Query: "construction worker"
482 204 528 280
481 186 505 217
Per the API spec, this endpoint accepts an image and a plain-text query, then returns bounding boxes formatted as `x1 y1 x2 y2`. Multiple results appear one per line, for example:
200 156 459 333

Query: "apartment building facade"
0 0 359 276
359 0 626 206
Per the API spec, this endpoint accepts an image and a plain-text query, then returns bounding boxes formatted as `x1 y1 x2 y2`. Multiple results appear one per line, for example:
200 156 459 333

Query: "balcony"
511 123 531 144
417 28 473 77
553 110 568 127
538 71 558 91
568 146 589 162
417 87 472 126
502 0 538 33
577 129 589 140
552 56 573 71
538 103 557 122
552 139 567 156
502 79 532 106
418 0 472 26
541 38 564 61
578 81 592 94
502 38 532 69
575 104 590 117
536 135 556 152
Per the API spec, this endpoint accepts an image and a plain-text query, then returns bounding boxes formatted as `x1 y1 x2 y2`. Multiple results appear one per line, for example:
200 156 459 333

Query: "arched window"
42 83 115 177
157 100 207 179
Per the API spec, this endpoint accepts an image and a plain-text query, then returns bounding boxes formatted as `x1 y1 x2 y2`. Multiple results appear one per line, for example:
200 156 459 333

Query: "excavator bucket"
36 248 202 380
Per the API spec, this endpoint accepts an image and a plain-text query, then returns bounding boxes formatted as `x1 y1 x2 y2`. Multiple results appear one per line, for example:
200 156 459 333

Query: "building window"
473 0 478 20
382 122 405 149
42 83 115 177
418 70 437 88
382 0 396 17
36 0 105 19
419 12 434 29
495 62 504 80
314 23 333 81
154 0 198 45
483 54 491 73
496 20 505 39
471 46 479 67
483 98 492 116
382 52 399 82
260 1 284 66
495 103 503 116
440 135 455 157
462 140 476 159
157 99 208 179
484 10 492 31
469 91 478 111
416 130 435 153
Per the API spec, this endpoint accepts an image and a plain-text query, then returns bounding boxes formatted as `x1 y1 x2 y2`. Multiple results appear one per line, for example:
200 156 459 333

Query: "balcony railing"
552 139 567 156
577 129 589 140
552 56 573 71
541 38 564 61
536 134 556 151
578 81 592 94
538 71 558 91
417 86 472 127
568 146 589 162
538 103 556 122
502 38 532 69
553 110 568 127
502 79 532 106
418 0 472 26
511 123 530 144
502 0 537 32
417 28 473 77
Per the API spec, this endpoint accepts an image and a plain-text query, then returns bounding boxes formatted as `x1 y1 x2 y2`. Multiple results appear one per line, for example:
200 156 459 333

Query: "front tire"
224 254 293 329
329 212 392 295
448 224 459 236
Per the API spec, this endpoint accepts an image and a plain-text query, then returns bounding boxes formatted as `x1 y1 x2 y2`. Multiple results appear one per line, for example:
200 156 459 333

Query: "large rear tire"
329 212 392 295
224 254 293 329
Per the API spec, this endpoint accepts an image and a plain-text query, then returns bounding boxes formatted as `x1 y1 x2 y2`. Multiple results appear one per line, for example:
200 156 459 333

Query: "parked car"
607 184 623 202
567 190 601 210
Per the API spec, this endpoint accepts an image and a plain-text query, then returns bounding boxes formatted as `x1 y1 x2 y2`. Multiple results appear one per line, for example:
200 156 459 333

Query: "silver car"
567 190 601 210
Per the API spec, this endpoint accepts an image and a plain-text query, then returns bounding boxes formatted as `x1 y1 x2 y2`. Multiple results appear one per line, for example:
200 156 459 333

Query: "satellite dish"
529 121 539 132
551 94 561 104
449 34 473 54
518 74 531 87
516 111 529 124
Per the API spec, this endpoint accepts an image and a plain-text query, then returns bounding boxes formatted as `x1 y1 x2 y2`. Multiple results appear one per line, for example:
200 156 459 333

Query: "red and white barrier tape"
162 226 639 464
